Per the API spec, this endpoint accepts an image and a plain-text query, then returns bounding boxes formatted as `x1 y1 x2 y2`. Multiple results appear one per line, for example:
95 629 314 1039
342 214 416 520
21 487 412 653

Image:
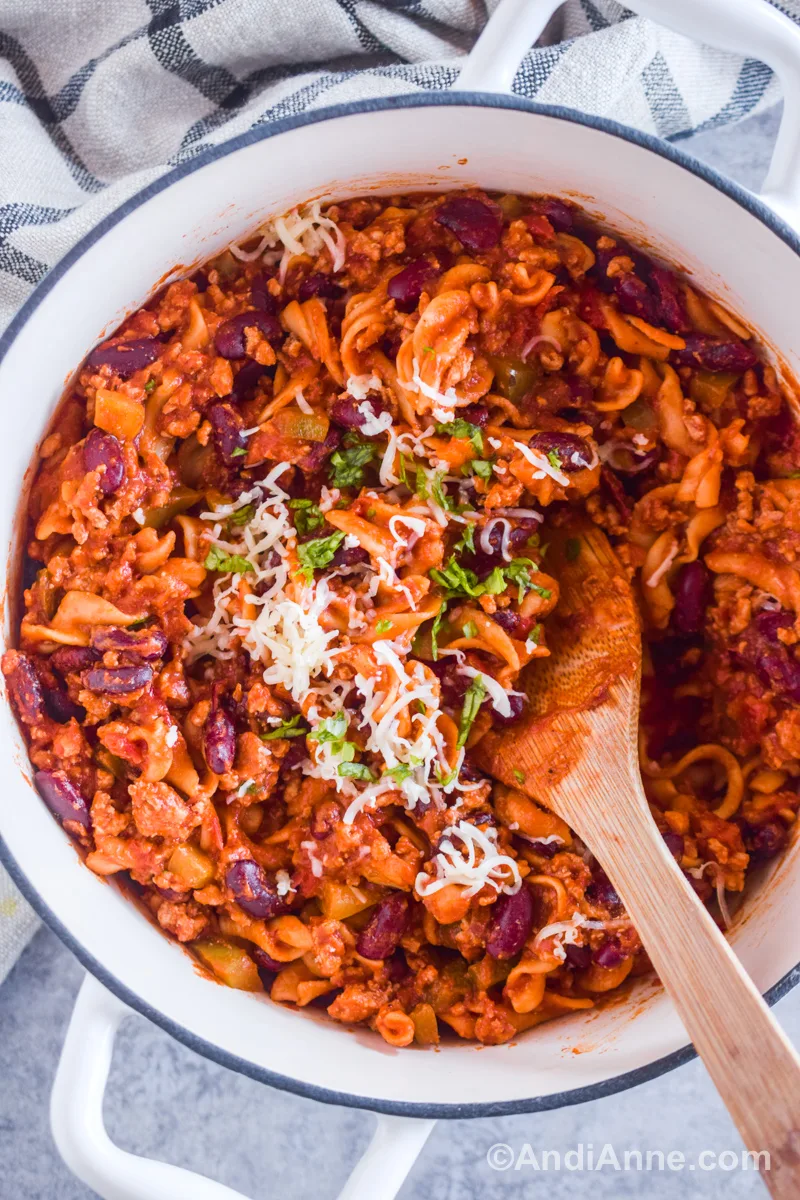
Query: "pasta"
5 190 799 1049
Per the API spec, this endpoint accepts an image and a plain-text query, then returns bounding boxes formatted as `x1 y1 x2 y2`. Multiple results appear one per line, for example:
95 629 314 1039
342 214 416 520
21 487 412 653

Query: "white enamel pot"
2 0 800 1196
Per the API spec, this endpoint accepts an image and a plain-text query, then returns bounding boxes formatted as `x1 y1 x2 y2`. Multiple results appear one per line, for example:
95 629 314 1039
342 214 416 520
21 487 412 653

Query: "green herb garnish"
471 459 493 481
231 446 247 458
547 450 562 470
462 620 478 639
296 530 345 582
454 523 476 555
436 419 484 456
229 503 255 527
144 378 157 394
330 435 377 489
513 768 526 784
526 623 543 649
384 764 413 783
204 546 254 574
457 675 487 748
338 761 377 781
288 498 325 536
261 714 308 740
430 604 445 662
375 618 392 635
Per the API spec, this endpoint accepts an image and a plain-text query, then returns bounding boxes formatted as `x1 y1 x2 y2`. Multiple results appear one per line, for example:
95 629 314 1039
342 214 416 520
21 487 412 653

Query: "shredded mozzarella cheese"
415 821 521 898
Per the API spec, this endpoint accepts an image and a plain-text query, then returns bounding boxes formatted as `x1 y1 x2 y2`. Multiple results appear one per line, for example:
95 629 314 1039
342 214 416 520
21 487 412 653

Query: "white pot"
1 1 800 1197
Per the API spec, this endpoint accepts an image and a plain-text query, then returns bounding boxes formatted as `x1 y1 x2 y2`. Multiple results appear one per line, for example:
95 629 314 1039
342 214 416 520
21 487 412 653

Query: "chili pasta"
5 189 799 1047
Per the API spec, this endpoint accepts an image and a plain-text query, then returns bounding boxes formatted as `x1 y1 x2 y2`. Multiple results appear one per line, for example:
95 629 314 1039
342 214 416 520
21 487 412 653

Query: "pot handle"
51 973 435 1200
456 0 800 227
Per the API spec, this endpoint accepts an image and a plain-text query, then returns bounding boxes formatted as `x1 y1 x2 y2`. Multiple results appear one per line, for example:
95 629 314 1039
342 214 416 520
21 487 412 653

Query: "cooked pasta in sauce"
5 190 800 1047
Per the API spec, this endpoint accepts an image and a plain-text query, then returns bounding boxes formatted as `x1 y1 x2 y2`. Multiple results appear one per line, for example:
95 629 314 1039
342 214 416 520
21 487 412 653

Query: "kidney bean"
586 873 622 912
330 395 388 431
215 310 282 359
529 431 593 472
671 561 712 636
83 428 125 494
90 626 168 660
208 402 246 465
593 938 625 968
649 266 687 332
51 646 100 676
86 337 160 378
231 359 273 401
754 610 794 642
385 948 410 983
435 196 502 252
280 742 305 774
356 893 409 960
252 945 283 988
600 465 633 520
526 839 560 859
492 610 534 640
491 692 526 727
563 942 592 970
329 544 370 570
428 659 469 708
745 821 788 862
298 272 343 302
613 274 661 326
44 685 85 724
298 426 342 474
82 664 153 694
662 831 684 860
34 769 90 830
466 519 538 580
672 333 757 374
538 199 574 231
5 654 44 724
250 273 279 312
204 704 236 774
387 259 436 312
460 403 490 427
736 616 800 702
486 886 534 959
226 860 287 919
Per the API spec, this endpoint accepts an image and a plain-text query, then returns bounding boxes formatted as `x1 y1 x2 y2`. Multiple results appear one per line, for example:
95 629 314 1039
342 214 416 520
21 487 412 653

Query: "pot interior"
1 98 799 1113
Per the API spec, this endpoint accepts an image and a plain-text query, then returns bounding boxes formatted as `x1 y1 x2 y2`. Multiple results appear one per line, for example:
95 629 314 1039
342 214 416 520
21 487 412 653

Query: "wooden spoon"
475 515 800 1196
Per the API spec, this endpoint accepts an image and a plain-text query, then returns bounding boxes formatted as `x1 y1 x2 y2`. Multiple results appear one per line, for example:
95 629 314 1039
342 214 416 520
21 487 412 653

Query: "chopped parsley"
430 604 445 661
309 713 362 772
229 503 255 527
462 620 478 639
144 378 157 394
526 623 543 649
204 546 254 574
384 763 413 783
436 419 484 456
504 557 538 602
288 497 324 536
296 530 345 582
457 675 488 748
547 449 562 470
431 553 543 604
231 446 247 458
261 714 308 740
338 761 377 781
454 523 476 555
513 768 526 784
565 537 581 562
375 618 392 635
311 712 348 746
471 459 493 481
329 436 376 488
415 466 455 513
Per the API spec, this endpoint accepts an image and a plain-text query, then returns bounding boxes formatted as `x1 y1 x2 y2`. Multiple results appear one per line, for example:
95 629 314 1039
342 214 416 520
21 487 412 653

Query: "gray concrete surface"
0 104 789 1199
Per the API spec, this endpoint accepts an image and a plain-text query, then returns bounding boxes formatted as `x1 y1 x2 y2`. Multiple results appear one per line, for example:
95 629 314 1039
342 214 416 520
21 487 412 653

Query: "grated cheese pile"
229 200 346 283
415 821 522 898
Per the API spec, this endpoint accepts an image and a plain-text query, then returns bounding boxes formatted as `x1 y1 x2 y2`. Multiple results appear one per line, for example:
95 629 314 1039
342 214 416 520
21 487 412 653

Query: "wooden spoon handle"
597 813 800 1196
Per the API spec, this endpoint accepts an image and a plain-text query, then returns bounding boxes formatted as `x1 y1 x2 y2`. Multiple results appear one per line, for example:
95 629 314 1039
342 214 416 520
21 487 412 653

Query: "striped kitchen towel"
0 0 795 983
